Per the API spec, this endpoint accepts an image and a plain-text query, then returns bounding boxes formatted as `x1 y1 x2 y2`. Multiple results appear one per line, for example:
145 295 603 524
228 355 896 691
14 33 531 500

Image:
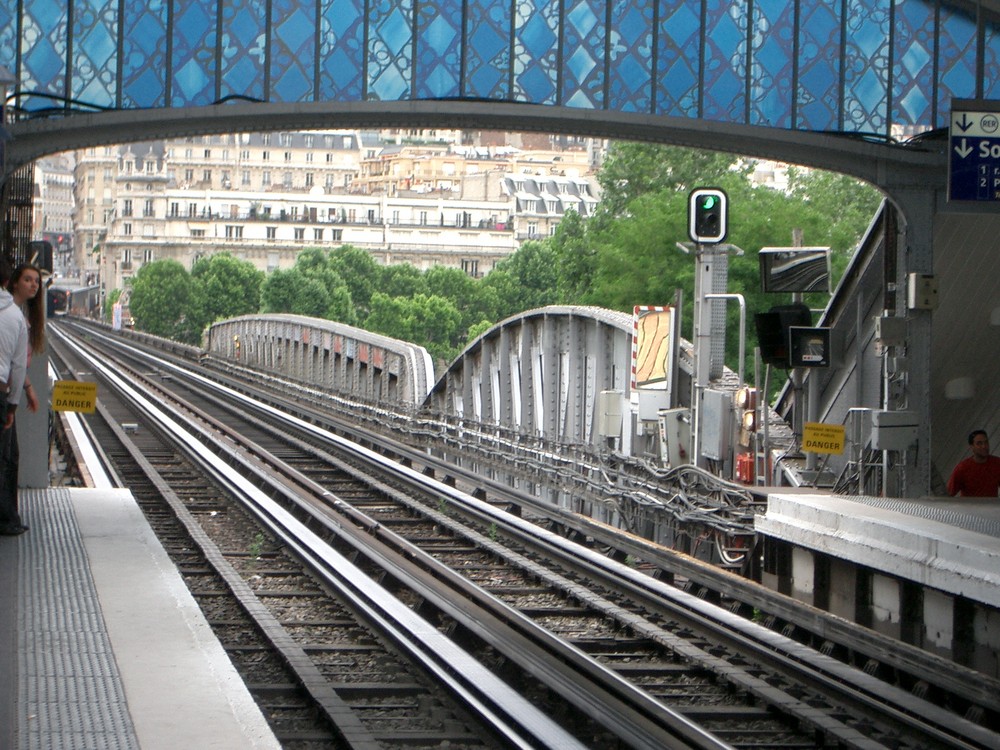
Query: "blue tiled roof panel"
2 0 994 136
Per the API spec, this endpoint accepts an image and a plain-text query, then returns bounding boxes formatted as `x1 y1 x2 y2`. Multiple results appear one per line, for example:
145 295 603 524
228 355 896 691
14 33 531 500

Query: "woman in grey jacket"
0 260 28 536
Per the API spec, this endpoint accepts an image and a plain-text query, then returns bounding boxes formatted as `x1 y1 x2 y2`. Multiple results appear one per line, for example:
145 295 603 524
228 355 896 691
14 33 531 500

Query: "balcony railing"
160 209 513 231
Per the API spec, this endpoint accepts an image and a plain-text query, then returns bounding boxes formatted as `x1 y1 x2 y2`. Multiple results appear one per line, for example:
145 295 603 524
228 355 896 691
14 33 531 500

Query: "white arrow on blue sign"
949 108 1000 201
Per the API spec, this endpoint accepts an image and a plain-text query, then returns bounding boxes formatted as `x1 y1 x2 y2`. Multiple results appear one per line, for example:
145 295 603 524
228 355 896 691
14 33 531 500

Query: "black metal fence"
1 162 35 269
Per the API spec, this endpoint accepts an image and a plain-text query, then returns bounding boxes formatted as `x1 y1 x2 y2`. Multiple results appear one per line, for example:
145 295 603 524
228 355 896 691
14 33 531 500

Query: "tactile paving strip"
17 488 139 750
850 494 1000 539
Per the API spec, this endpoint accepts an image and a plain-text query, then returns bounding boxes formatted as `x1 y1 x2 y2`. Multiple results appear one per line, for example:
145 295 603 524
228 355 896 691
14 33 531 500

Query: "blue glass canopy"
1 0 997 137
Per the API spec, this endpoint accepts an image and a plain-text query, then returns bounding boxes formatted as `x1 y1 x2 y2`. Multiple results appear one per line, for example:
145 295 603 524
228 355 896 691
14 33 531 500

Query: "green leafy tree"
549 209 595 303
788 167 882 229
261 252 358 325
260 269 300 314
464 319 495 346
584 190 691 311
424 264 473 301
291 276 332 318
293 246 329 276
324 284 359 326
366 291 464 364
787 167 882 279
129 260 198 342
260 267 332 318
190 253 264 330
379 263 425 299
423 265 497 331
328 245 380 317
596 142 743 220
294 248 359 324
482 240 560 319
573 154 883 385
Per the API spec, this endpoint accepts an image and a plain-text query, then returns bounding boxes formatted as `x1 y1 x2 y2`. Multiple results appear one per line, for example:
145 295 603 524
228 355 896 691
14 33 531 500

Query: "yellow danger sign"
52 380 97 413
803 422 845 455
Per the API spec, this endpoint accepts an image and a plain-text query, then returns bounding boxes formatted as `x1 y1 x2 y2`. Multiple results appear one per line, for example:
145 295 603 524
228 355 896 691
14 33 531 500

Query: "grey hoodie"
0 289 28 407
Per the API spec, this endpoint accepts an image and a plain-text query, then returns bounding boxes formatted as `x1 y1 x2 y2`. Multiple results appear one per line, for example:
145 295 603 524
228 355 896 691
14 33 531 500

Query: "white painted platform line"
21 488 280 750
65 487 279 750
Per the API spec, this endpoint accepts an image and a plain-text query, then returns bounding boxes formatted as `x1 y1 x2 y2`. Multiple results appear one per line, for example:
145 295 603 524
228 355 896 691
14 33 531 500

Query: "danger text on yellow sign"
802 422 845 455
52 380 98 413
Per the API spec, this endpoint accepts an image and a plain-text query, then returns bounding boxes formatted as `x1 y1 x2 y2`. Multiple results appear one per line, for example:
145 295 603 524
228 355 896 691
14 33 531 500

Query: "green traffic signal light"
696 197 720 234
688 188 728 244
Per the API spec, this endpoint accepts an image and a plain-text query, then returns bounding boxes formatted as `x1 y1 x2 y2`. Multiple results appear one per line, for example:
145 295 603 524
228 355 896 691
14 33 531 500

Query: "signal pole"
688 188 728 468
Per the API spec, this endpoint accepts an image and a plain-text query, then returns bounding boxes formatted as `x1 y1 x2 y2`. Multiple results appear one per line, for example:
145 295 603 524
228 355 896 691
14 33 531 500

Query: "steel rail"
348 441 992 749
63 325 731 749
151 379 735 750
255 423 993 750
182 323 1000 721
91 400 386 750
68 318 760 543
336 435 992 750
66 321 1000 732
64 325 996 749
54 325 590 750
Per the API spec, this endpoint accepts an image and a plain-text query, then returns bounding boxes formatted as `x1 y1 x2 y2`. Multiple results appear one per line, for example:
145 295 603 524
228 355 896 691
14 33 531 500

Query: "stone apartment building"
32 154 75 271
74 130 601 295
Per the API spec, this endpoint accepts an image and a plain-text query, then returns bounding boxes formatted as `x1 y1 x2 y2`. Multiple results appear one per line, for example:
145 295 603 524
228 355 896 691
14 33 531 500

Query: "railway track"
50 321 1000 750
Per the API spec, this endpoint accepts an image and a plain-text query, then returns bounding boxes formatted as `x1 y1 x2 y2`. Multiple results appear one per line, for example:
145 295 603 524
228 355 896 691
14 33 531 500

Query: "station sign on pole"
948 100 1000 202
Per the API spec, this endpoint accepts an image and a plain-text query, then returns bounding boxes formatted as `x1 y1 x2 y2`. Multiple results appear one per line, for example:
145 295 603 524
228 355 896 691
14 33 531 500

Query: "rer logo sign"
949 102 1000 202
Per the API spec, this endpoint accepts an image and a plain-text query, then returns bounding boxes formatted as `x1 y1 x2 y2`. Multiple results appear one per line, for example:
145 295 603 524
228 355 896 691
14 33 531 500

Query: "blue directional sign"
949 107 1000 202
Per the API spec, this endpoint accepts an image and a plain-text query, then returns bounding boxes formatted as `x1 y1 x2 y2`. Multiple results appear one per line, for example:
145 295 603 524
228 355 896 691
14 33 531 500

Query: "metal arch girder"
208 314 434 406
5 100 947 199
428 306 633 444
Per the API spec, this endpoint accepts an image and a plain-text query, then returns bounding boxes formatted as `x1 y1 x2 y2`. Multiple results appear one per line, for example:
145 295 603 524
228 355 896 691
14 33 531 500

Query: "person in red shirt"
947 430 1000 497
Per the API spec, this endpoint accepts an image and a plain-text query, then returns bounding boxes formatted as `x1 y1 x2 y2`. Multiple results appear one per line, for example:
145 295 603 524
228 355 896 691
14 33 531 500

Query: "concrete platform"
757 493 1000 606
756 492 1000 676
0 487 280 750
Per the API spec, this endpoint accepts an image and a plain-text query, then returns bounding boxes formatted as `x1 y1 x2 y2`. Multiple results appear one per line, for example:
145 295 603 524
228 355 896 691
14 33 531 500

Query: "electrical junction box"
636 389 669 422
870 410 918 451
874 315 907 348
596 390 624 438
907 273 938 310
658 408 691 467
700 389 733 462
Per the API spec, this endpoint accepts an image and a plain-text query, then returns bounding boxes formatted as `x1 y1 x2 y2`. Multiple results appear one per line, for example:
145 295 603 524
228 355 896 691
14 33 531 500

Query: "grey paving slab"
12 487 139 750
0 488 280 750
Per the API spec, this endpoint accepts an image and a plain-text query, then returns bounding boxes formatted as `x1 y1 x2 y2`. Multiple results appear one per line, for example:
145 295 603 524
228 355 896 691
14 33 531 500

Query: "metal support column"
691 246 730 468
888 189 936 497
